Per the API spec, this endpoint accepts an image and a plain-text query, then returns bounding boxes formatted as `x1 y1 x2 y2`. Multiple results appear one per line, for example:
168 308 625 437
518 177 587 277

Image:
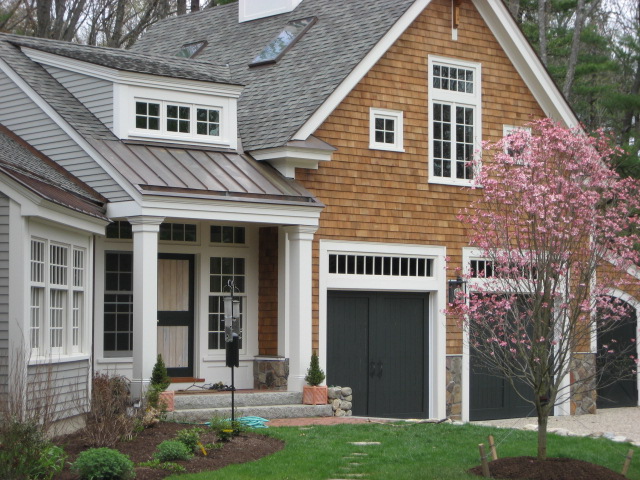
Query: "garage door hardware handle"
369 361 376 377
377 361 383 378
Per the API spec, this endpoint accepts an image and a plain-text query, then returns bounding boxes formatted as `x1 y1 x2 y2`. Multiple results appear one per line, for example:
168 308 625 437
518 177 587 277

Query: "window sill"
429 176 474 188
29 354 90 366
369 143 405 153
96 356 133 364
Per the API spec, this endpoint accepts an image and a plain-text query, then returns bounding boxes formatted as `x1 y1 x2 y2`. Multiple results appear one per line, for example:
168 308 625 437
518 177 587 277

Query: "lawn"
169 422 640 480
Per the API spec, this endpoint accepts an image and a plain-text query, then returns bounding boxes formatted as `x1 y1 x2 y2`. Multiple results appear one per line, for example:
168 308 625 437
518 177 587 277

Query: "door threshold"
170 377 205 384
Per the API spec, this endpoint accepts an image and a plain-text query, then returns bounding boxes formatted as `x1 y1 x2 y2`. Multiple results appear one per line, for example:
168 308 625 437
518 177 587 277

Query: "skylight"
250 17 316 66
176 41 207 59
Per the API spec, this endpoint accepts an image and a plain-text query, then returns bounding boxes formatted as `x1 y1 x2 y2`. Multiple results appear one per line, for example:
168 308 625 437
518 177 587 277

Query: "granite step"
173 391 303 410
166 403 333 423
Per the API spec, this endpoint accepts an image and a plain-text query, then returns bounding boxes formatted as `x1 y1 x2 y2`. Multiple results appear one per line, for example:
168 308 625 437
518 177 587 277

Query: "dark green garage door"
327 291 429 418
470 354 534 421
597 299 638 409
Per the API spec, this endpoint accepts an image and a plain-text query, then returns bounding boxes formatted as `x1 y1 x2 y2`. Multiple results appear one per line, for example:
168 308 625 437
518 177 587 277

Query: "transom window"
328 253 433 277
159 223 197 242
134 100 222 139
369 108 404 152
210 225 245 245
29 238 86 356
106 221 133 240
208 257 245 351
470 259 494 278
429 57 481 186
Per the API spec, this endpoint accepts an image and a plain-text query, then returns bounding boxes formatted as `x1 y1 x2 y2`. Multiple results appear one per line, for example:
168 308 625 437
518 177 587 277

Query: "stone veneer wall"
446 355 462 420
570 353 596 415
253 357 289 390
328 386 353 416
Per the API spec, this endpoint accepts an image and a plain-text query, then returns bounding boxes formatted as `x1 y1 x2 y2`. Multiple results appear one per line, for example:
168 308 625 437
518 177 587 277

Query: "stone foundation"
570 353 596 415
328 386 353 416
446 355 462 420
253 357 289 390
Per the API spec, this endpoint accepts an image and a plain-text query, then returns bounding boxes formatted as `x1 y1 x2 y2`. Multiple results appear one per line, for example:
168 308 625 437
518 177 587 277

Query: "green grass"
170 422 640 480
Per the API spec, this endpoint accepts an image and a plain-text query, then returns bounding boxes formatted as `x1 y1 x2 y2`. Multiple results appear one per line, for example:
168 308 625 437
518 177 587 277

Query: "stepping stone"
349 441 381 445
351 453 368 456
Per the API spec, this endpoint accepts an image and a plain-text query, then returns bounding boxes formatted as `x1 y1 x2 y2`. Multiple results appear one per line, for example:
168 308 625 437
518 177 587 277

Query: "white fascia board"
107 197 322 226
0 175 108 234
0 58 142 203
22 48 243 98
292 0 432 140
472 0 579 128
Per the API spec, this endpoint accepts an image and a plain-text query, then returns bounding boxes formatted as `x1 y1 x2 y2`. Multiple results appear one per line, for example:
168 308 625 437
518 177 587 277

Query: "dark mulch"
54 422 284 480
469 456 628 480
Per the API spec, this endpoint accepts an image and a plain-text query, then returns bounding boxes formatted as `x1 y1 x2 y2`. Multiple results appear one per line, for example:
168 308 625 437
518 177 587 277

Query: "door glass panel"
158 259 189 311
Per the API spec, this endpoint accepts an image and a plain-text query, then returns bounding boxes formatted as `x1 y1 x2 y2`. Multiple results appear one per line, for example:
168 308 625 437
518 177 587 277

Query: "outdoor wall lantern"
448 276 466 304
223 280 241 423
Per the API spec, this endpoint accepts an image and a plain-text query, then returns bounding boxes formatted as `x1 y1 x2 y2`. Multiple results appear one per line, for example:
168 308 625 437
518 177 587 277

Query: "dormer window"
134 99 222 140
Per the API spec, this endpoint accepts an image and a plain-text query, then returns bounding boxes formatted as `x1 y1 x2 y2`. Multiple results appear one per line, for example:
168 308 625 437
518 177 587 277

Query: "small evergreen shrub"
72 448 135 480
150 355 170 392
176 427 204 453
137 460 186 474
154 440 193 462
305 352 325 386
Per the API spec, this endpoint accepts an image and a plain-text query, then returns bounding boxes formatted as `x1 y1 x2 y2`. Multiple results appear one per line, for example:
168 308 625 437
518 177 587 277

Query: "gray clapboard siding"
0 70 130 202
0 195 9 394
44 66 114 130
27 359 90 419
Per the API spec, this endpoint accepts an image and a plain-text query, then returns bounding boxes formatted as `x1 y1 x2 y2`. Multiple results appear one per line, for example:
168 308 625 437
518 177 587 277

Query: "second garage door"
327 291 429 418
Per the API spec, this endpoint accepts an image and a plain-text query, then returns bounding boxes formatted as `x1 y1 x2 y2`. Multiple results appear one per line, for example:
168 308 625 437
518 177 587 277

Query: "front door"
157 254 195 378
327 291 429 418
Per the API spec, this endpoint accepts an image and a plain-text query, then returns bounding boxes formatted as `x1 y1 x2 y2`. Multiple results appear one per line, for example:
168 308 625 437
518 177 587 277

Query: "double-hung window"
208 257 246 352
428 56 481 186
29 238 86 356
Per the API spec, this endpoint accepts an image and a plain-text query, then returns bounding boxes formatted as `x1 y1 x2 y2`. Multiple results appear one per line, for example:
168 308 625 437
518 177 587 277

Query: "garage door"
597 300 638 409
327 291 429 418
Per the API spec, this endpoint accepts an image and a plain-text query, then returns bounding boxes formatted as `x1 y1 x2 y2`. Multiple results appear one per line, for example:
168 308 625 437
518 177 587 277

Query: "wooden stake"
479 443 491 478
488 435 498 460
622 449 634 477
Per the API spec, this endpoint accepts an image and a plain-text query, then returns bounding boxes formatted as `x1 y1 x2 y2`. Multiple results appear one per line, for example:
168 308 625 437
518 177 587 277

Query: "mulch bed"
54 422 284 480
468 456 629 480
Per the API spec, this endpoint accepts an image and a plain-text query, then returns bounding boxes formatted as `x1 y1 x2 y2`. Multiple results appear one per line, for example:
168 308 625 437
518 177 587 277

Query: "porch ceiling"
88 139 321 206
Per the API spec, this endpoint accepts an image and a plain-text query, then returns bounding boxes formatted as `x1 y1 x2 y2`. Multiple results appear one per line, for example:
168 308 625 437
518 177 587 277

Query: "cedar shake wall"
258 227 279 356
297 0 546 355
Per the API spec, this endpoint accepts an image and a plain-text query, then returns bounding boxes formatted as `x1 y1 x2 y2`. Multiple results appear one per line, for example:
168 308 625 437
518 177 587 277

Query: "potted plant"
302 352 328 405
149 354 174 411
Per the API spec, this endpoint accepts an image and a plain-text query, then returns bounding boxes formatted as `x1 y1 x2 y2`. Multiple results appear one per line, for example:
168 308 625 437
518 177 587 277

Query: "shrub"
72 448 135 480
83 373 138 447
0 417 64 480
305 352 325 386
154 440 193 462
137 460 186 474
150 355 170 392
176 427 204 453
209 415 246 442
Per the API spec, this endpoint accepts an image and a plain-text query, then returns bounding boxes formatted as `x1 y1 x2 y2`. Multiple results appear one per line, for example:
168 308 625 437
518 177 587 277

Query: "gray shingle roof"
0 125 107 218
131 0 416 151
0 32 236 85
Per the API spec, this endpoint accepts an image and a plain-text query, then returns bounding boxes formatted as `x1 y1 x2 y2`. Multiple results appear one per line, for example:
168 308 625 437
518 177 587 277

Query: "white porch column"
282 225 317 391
129 216 164 400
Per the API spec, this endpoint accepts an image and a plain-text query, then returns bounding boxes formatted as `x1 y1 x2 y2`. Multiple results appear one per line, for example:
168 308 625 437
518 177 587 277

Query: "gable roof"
131 0 579 152
0 32 236 85
131 0 418 152
0 124 107 219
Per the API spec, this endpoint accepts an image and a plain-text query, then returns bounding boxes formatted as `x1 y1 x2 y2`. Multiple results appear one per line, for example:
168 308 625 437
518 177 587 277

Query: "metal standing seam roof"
87 139 322 206
0 125 107 219
130 0 417 152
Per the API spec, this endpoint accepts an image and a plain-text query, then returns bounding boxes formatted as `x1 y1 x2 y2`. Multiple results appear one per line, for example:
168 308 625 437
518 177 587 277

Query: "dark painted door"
327 291 429 418
597 301 638 409
157 254 195 378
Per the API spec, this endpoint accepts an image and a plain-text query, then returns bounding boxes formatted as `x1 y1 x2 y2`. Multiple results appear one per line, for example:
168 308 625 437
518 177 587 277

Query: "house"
0 0 637 424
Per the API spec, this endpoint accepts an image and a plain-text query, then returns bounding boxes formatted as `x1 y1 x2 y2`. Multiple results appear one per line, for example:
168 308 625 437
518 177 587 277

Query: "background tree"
455 119 640 460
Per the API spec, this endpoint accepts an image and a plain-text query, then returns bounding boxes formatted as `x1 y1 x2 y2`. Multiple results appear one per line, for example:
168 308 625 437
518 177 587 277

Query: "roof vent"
239 0 303 23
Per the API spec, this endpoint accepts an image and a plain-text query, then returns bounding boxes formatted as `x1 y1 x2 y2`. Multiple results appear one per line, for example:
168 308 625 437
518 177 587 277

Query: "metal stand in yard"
224 280 240 425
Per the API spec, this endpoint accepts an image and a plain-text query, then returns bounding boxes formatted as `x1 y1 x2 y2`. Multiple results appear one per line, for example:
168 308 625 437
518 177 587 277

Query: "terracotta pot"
158 390 175 412
302 385 328 405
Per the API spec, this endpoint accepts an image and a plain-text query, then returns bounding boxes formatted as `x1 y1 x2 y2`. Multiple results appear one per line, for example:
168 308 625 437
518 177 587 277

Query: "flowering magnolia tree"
455 118 640 459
